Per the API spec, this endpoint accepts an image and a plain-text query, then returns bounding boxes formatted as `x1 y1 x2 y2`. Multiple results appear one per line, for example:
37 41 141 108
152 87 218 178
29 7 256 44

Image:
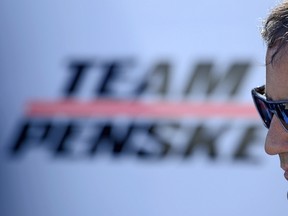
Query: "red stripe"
25 99 258 118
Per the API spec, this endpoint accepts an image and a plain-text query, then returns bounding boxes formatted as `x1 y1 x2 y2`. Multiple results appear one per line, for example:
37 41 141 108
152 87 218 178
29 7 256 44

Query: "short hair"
262 1 288 63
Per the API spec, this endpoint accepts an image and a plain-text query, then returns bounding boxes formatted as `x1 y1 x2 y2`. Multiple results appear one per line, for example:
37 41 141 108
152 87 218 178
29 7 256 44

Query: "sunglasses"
251 85 288 131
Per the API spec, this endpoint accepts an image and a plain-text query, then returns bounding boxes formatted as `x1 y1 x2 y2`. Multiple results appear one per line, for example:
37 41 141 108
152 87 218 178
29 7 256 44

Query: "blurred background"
0 0 286 215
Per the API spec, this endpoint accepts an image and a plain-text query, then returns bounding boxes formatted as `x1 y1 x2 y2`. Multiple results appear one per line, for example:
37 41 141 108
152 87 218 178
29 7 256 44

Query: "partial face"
265 47 288 181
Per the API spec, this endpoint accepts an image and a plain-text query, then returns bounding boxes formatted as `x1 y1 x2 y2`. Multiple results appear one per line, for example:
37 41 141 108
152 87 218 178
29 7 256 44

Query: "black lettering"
10 119 81 157
233 124 262 161
63 61 93 97
136 62 171 96
88 122 134 156
53 121 80 155
184 124 227 159
135 122 173 158
10 119 52 154
184 62 250 98
97 60 134 97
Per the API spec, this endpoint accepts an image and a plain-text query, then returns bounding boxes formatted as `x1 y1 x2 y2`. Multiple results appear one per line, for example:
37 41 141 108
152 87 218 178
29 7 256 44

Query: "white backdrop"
0 0 287 215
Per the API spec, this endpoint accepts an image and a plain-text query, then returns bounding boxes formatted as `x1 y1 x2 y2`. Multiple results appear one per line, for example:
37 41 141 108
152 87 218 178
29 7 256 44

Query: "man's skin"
265 47 288 181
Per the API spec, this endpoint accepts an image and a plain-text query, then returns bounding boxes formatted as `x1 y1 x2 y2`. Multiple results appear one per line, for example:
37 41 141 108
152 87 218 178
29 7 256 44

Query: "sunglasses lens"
275 104 288 130
254 97 273 128
252 86 288 131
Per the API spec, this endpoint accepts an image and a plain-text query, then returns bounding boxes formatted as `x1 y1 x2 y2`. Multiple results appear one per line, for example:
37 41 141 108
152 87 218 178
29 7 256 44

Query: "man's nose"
265 115 288 155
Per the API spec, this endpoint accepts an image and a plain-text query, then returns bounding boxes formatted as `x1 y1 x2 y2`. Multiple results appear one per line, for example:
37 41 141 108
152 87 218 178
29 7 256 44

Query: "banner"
0 0 286 215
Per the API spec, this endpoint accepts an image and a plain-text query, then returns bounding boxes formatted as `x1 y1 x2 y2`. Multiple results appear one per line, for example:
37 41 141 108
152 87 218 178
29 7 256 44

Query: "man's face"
265 47 288 181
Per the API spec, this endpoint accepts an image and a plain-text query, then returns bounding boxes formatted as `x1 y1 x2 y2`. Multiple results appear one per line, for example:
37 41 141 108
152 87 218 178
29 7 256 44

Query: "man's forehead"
266 45 288 66
266 46 280 65
265 46 288 100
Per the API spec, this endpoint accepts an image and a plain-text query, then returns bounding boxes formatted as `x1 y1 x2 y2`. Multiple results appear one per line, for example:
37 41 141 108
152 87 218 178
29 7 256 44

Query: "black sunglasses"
251 85 288 131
